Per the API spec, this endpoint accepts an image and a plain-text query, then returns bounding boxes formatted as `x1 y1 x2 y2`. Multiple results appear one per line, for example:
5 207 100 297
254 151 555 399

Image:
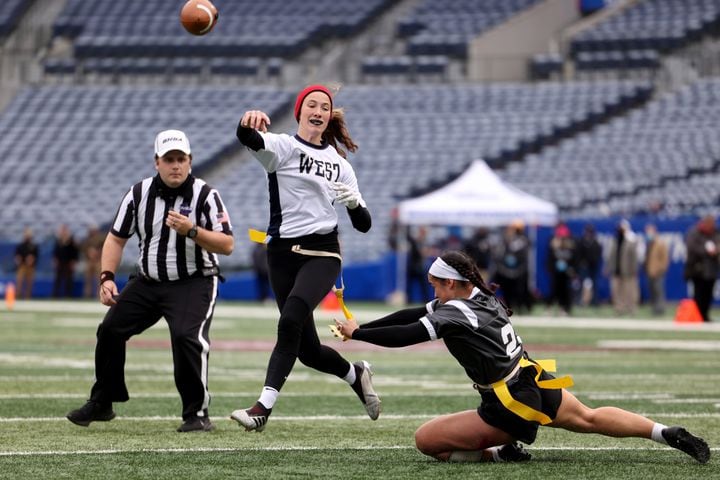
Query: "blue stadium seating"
398 0 541 58
0 0 29 38
211 82 652 264
570 0 720 71
52 0 395 60
0 86 292 256
501 77 720 216
529 53 564 80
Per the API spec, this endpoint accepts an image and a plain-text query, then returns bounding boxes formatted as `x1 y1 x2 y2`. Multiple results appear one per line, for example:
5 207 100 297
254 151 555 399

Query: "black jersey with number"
420 288 523 386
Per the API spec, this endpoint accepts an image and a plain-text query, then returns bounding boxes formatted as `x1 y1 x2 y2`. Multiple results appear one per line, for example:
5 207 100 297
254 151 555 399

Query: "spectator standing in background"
14 227 39 299
606 219 639 316
644 224 669 316
546 224 576 316
81 225 106 299
387 207 400 252
575 224 602 307
52 224 79 298
493 220 531 313
407 226 431 303
463 227 493 281
684 215 720 322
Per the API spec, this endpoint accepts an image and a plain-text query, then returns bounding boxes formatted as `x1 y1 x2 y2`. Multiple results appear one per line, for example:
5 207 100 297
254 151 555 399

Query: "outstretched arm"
348 321 431 348
360 306 428 329
334 306 431 347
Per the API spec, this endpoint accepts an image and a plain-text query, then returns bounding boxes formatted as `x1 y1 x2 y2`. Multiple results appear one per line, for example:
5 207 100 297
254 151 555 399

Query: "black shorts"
478 366 562 444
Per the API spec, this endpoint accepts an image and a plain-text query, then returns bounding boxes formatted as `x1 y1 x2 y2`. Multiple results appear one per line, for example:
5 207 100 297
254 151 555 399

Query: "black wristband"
100 271 115 284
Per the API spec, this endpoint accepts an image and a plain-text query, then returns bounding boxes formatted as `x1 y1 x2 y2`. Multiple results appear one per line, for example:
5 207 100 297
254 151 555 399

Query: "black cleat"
498 442 532 462
66 400 116 427
177 416 214 433
230 402 271 432
662 426 710 464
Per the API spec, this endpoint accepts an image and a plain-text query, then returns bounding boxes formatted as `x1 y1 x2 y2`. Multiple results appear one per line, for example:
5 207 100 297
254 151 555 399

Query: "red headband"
294 85 333 122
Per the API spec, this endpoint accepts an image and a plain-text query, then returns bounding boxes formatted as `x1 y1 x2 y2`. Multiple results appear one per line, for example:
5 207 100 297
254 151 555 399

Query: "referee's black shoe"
66 400 116 427
662 426 710 463
177 416 214 433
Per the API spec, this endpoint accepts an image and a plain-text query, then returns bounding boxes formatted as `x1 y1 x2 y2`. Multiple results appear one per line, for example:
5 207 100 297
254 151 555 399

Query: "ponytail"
440 250 513 317
323 108 358 159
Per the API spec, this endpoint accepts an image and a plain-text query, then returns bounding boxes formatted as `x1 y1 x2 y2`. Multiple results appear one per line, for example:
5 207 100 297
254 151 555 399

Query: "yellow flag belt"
491 358 573 425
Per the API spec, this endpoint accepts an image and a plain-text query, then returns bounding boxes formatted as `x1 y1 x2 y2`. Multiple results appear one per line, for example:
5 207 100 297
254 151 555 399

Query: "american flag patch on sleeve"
216 211 230 223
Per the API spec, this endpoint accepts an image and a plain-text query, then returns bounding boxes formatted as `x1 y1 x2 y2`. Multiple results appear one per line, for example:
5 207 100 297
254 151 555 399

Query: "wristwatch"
187 226 198 239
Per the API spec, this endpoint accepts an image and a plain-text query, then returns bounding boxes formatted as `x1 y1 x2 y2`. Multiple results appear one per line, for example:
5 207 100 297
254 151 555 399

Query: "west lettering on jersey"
299 154 313 174
298 153 340 181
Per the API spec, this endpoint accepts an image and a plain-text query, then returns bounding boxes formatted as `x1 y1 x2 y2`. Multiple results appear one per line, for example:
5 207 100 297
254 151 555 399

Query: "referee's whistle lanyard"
477 356 574 425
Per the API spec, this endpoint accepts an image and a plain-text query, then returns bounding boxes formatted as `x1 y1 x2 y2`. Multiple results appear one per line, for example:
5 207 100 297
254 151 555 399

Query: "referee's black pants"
89 275 218 420
264 250 350 391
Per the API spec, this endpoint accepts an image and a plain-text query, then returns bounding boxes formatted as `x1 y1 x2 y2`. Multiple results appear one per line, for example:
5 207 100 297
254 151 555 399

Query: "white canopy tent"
393 159 558 302
398 159 558 227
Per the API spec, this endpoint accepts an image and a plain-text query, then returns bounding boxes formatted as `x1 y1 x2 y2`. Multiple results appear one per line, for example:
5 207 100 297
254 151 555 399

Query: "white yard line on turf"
4 392 720 404
2 412 720 423
6 300 720 332
597 339 720 351
1 445 718 457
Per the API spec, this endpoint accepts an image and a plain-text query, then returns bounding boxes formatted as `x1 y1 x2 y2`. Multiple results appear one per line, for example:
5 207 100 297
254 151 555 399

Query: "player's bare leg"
414 410 516 462
550 389 655 437
551 389 709 463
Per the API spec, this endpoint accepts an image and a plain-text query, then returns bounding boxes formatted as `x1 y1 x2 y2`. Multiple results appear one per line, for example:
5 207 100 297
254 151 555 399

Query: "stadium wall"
0 216 710 304
468 0 579 81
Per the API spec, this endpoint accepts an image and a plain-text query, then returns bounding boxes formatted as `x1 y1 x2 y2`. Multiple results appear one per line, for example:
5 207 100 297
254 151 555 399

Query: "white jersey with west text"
252 132 362 238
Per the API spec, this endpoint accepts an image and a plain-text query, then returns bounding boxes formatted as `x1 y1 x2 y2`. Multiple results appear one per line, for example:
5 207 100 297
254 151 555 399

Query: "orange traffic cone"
5 282 16 311
320 290 340 311
674 298 703 324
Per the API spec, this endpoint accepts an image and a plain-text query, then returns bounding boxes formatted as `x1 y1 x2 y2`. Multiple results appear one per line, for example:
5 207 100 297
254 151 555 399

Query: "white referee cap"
154 129 191 157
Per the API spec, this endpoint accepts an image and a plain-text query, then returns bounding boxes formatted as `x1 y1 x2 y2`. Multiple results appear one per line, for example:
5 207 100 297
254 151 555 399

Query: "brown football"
180 0 218 36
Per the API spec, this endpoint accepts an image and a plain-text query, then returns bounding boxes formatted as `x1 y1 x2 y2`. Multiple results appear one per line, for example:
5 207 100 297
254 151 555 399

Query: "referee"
67 129 234 432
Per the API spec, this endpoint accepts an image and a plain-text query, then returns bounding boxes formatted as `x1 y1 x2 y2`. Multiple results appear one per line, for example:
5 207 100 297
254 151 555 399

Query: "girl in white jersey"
335 251 710 464
231 85 380 432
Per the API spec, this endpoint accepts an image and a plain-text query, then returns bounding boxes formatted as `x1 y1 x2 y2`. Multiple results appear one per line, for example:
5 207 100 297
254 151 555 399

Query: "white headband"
428 257 468 281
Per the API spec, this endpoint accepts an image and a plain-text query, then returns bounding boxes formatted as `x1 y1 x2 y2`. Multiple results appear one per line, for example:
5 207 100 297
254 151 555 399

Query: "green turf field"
0 301 718 479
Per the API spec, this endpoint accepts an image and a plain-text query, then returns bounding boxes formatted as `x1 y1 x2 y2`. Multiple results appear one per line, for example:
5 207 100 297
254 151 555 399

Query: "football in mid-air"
180 0 218 36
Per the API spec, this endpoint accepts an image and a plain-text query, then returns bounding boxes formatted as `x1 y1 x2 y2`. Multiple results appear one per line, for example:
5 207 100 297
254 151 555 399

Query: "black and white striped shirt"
110 175 232 282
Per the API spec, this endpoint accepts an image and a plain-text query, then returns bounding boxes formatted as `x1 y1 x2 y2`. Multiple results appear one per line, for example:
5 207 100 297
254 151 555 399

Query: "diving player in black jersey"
335 250 710 464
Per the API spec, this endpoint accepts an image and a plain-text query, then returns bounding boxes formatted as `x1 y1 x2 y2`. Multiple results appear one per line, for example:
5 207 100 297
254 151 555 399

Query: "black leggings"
264 249 350 391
